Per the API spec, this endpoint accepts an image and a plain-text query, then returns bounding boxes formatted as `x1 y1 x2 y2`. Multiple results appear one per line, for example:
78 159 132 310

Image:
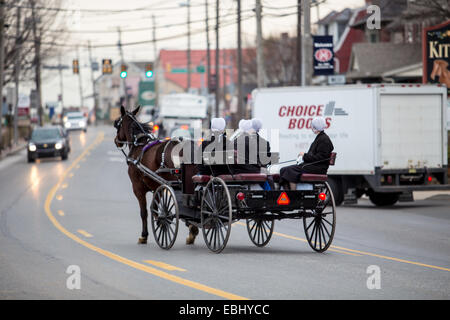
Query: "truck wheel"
328 177 344 206
368 192 399 206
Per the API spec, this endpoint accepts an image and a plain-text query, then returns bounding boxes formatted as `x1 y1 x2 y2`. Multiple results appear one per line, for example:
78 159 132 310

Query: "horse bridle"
114 111 156 148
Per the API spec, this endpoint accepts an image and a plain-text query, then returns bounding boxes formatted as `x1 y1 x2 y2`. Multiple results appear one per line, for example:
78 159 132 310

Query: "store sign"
313 35 334 76
423 20 450 93
138 81 155 107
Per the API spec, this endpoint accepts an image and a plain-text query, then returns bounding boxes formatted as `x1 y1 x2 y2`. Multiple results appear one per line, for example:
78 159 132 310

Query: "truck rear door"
380 92 444 169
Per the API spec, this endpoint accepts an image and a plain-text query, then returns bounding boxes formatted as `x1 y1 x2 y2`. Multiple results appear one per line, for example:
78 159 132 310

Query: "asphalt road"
0 125 449 300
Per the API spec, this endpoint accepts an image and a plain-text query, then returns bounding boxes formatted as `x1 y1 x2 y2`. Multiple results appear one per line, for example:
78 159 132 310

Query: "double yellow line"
44 131 247 300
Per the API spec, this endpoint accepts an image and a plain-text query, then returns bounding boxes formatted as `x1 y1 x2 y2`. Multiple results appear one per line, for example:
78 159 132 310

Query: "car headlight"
29 143 36 152
55 142 63 150
79 120 85 127
63 116 68 123
65 122 71 128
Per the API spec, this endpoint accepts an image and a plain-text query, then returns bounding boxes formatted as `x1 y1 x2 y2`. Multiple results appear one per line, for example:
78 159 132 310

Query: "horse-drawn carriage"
115 107 337 254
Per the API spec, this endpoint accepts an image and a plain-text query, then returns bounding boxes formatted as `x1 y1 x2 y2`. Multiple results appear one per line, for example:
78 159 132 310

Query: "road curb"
0 143 27 161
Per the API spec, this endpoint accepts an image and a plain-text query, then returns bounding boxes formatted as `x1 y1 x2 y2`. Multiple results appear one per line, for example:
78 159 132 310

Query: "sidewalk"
0 140 27 161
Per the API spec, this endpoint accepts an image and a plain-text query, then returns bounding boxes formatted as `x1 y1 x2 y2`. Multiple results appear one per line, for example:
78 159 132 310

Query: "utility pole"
215 0 219 118
30 0 43 127
152 15 157 61
13 6 21 144
205 0 211 95
237 0 243 126
302 0 312 86
297 0 302 85
88 41 97 126
0 0 5 152
151 15 158 108
117 27 129 108
58 54 64 110
187 0 191 92
76 46 84 108
255 0 264 88
222 49 227 105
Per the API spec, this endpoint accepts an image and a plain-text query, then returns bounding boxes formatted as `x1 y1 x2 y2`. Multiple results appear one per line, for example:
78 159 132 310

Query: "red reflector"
236 192 245 201
428 176 432 182
319 193 327 201
277 192 290 205
174 169 179 174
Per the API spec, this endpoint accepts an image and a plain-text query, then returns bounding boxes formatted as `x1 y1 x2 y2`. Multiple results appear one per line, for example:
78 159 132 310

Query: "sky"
31 0 365 109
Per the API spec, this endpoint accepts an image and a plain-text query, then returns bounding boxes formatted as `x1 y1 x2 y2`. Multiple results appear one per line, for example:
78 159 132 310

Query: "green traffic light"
146 70 153 78
120 71 127 78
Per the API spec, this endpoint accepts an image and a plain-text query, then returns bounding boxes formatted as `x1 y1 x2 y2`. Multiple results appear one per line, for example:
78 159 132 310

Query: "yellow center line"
143 260 187 272
57 210 65 216
77 229 93 238
237 221 449 271
44 131 247 300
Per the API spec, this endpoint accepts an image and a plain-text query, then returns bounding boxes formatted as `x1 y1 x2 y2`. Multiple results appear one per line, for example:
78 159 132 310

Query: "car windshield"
32 128 61 141
67 113 84 119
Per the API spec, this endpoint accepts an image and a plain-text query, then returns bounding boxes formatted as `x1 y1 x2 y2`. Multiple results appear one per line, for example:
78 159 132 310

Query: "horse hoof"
138 237 147 244
186 234 196 245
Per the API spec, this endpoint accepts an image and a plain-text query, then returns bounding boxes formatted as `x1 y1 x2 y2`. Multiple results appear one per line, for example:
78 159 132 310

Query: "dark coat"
231 133 271 174
197 133 231 176
280 131 334 183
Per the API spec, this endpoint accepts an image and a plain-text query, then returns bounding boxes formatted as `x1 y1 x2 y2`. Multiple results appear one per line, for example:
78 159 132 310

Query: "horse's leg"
186 224 199 245
133 186 149 244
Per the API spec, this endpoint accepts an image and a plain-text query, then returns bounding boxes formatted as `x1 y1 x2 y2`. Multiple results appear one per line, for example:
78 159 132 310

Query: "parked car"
63 111 87 132
27 126 71 162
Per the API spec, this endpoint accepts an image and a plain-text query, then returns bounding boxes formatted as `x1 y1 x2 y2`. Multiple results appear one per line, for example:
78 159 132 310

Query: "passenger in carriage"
231 119 271 174
196 117 231 176
279 116 334 190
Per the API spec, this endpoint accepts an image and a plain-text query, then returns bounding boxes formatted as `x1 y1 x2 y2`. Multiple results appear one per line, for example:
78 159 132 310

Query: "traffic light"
102 59 112 74
120 64 127 78
145 63 153 78
72 59 79 74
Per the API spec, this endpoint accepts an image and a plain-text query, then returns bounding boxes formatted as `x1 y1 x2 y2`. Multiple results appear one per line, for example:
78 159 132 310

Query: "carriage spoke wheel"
246 217 274 247
200 177 232 253
303 181 336 253
150 185 179 250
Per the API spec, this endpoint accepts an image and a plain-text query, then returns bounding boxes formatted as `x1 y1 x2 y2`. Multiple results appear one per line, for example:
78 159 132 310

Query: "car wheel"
27 156 35 163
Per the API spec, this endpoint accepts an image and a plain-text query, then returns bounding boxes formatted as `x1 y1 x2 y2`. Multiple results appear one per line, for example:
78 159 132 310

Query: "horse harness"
114 111 175 173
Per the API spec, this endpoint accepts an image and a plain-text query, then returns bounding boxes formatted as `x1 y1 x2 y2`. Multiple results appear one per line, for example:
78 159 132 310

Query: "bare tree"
2 0 68 86
393 0 450 25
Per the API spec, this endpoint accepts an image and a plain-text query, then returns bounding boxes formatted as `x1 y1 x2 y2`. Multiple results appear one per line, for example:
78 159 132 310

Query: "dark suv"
27 126 71 162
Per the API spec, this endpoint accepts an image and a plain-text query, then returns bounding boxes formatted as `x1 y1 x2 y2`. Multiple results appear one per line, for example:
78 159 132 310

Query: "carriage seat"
270 173 328 182
218 173 268 182
192 175 211 184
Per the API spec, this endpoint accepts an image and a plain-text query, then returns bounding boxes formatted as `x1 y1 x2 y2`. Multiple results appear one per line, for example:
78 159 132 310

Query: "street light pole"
187 0 191 92
237 0 243 126
30 0 43 127
0 0 5 152
88 41 97 126
255 0 264 88
13 6 21 144
215 0 219 118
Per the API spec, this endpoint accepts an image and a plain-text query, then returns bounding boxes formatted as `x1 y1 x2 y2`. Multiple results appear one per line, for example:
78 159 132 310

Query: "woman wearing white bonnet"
251 118 263 132
279 116 334 190
211 117 226 132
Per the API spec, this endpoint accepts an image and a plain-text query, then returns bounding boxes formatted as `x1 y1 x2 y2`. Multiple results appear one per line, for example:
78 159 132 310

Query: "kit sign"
313 35 334 76
423 21 450 93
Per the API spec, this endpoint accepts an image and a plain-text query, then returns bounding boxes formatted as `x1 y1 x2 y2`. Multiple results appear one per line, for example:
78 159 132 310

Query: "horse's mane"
130 119 152 136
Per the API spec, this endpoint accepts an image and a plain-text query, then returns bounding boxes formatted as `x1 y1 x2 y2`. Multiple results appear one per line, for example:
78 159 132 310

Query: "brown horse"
113 105 196 244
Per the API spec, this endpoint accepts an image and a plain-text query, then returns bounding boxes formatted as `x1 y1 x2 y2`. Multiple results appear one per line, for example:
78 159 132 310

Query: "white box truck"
252 84 450 206
157 93 207 139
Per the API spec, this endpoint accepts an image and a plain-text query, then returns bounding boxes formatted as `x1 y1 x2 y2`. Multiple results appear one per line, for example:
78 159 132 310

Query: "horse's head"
114 105 140 148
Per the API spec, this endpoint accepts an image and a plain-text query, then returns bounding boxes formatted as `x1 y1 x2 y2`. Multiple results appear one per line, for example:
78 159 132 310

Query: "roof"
317 8 353 25
346 42 422 79
158 49 243 90
351 0 407 28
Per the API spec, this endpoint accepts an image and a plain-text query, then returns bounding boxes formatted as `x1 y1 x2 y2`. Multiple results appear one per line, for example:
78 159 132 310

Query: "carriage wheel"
200 177 232 253
303 181 336 253
246 217 274 247
150 185 179 250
